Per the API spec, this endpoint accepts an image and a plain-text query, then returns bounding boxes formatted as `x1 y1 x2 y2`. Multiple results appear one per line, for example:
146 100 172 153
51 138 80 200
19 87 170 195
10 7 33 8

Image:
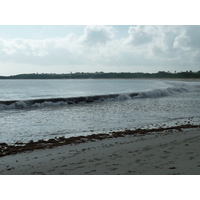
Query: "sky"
1 25 200 76
0 1 199 76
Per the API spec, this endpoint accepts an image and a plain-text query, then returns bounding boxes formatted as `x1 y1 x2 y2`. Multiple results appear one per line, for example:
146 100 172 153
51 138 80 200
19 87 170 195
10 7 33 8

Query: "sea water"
0 79 199 144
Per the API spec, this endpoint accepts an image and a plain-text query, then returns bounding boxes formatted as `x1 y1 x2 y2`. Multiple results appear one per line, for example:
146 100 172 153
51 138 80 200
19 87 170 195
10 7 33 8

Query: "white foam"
31 101 69 108
135 86 192 99
0 101 27 109
117 94 131 101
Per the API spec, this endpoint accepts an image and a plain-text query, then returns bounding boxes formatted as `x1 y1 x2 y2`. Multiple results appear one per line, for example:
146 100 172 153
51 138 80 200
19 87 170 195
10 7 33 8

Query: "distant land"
0 71 200 79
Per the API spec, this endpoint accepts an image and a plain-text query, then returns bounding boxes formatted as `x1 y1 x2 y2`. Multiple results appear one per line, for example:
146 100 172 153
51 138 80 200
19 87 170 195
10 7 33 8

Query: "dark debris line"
0 124 199 157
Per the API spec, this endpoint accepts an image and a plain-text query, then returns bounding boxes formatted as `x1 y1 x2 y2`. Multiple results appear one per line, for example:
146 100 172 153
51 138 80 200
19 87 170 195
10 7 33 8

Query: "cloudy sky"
0 25 200 76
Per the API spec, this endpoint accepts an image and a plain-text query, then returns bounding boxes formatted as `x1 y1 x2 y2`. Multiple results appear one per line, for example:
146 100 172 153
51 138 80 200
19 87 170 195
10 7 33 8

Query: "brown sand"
0 126 200 175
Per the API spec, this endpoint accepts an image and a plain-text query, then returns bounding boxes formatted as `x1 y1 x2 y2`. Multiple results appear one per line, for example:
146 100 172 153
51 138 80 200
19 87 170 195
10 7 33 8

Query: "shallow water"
0 79 199 144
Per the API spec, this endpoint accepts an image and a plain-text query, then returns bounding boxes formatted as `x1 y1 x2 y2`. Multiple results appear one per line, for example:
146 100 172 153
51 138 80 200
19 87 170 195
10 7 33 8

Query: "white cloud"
2 48 17 55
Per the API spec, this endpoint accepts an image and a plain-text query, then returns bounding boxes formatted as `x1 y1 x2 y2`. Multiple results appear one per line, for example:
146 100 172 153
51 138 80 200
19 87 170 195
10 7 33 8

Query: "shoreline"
0 124 199 157
1 124 200 175
1 78 200 81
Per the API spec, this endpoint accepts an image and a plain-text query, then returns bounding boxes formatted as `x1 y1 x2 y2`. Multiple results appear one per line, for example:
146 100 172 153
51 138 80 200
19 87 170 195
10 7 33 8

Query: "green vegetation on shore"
1 71 200 79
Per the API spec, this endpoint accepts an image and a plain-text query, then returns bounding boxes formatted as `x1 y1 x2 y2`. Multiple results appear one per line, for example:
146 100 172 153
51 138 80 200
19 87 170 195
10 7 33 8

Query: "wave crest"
0 85 195 110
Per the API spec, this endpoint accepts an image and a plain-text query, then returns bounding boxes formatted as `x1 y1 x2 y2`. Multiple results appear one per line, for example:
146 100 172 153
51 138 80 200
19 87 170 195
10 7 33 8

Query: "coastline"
1 124 200 175
1 78 200 81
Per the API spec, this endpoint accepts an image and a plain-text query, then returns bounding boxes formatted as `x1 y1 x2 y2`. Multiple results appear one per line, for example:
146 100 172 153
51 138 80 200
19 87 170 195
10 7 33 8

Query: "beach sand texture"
0 127 200 175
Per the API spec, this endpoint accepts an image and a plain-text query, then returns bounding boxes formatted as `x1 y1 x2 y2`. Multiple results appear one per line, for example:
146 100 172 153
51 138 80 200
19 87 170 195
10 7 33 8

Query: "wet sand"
0 125 200 175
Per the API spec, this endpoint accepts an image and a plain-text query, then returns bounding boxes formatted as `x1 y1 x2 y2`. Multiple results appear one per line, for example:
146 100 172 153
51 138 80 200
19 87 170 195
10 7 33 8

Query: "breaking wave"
0 84 197 110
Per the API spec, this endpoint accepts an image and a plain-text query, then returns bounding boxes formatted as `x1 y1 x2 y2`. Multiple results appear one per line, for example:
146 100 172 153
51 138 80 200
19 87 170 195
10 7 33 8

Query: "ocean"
0 79 199 145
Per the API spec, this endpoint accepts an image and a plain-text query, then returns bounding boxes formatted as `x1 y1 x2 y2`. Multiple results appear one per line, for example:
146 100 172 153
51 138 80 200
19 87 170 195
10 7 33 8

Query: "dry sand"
0 127 200 175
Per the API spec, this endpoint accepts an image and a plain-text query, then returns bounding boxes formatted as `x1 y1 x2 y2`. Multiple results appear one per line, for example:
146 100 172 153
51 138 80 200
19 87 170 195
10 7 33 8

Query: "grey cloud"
80 25 115 45
185 26 200 48
126 26 155 46
173 26 200 50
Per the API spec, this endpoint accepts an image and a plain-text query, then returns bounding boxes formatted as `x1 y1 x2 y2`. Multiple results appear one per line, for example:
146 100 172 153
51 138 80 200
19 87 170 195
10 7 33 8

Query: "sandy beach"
0 126 200 175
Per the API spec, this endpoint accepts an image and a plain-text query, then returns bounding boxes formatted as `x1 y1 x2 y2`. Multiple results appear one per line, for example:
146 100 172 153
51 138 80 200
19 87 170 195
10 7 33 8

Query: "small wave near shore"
0 84 197 110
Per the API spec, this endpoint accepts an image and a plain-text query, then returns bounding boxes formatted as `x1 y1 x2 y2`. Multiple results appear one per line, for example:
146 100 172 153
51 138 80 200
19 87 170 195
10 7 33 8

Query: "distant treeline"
1 71 200 79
